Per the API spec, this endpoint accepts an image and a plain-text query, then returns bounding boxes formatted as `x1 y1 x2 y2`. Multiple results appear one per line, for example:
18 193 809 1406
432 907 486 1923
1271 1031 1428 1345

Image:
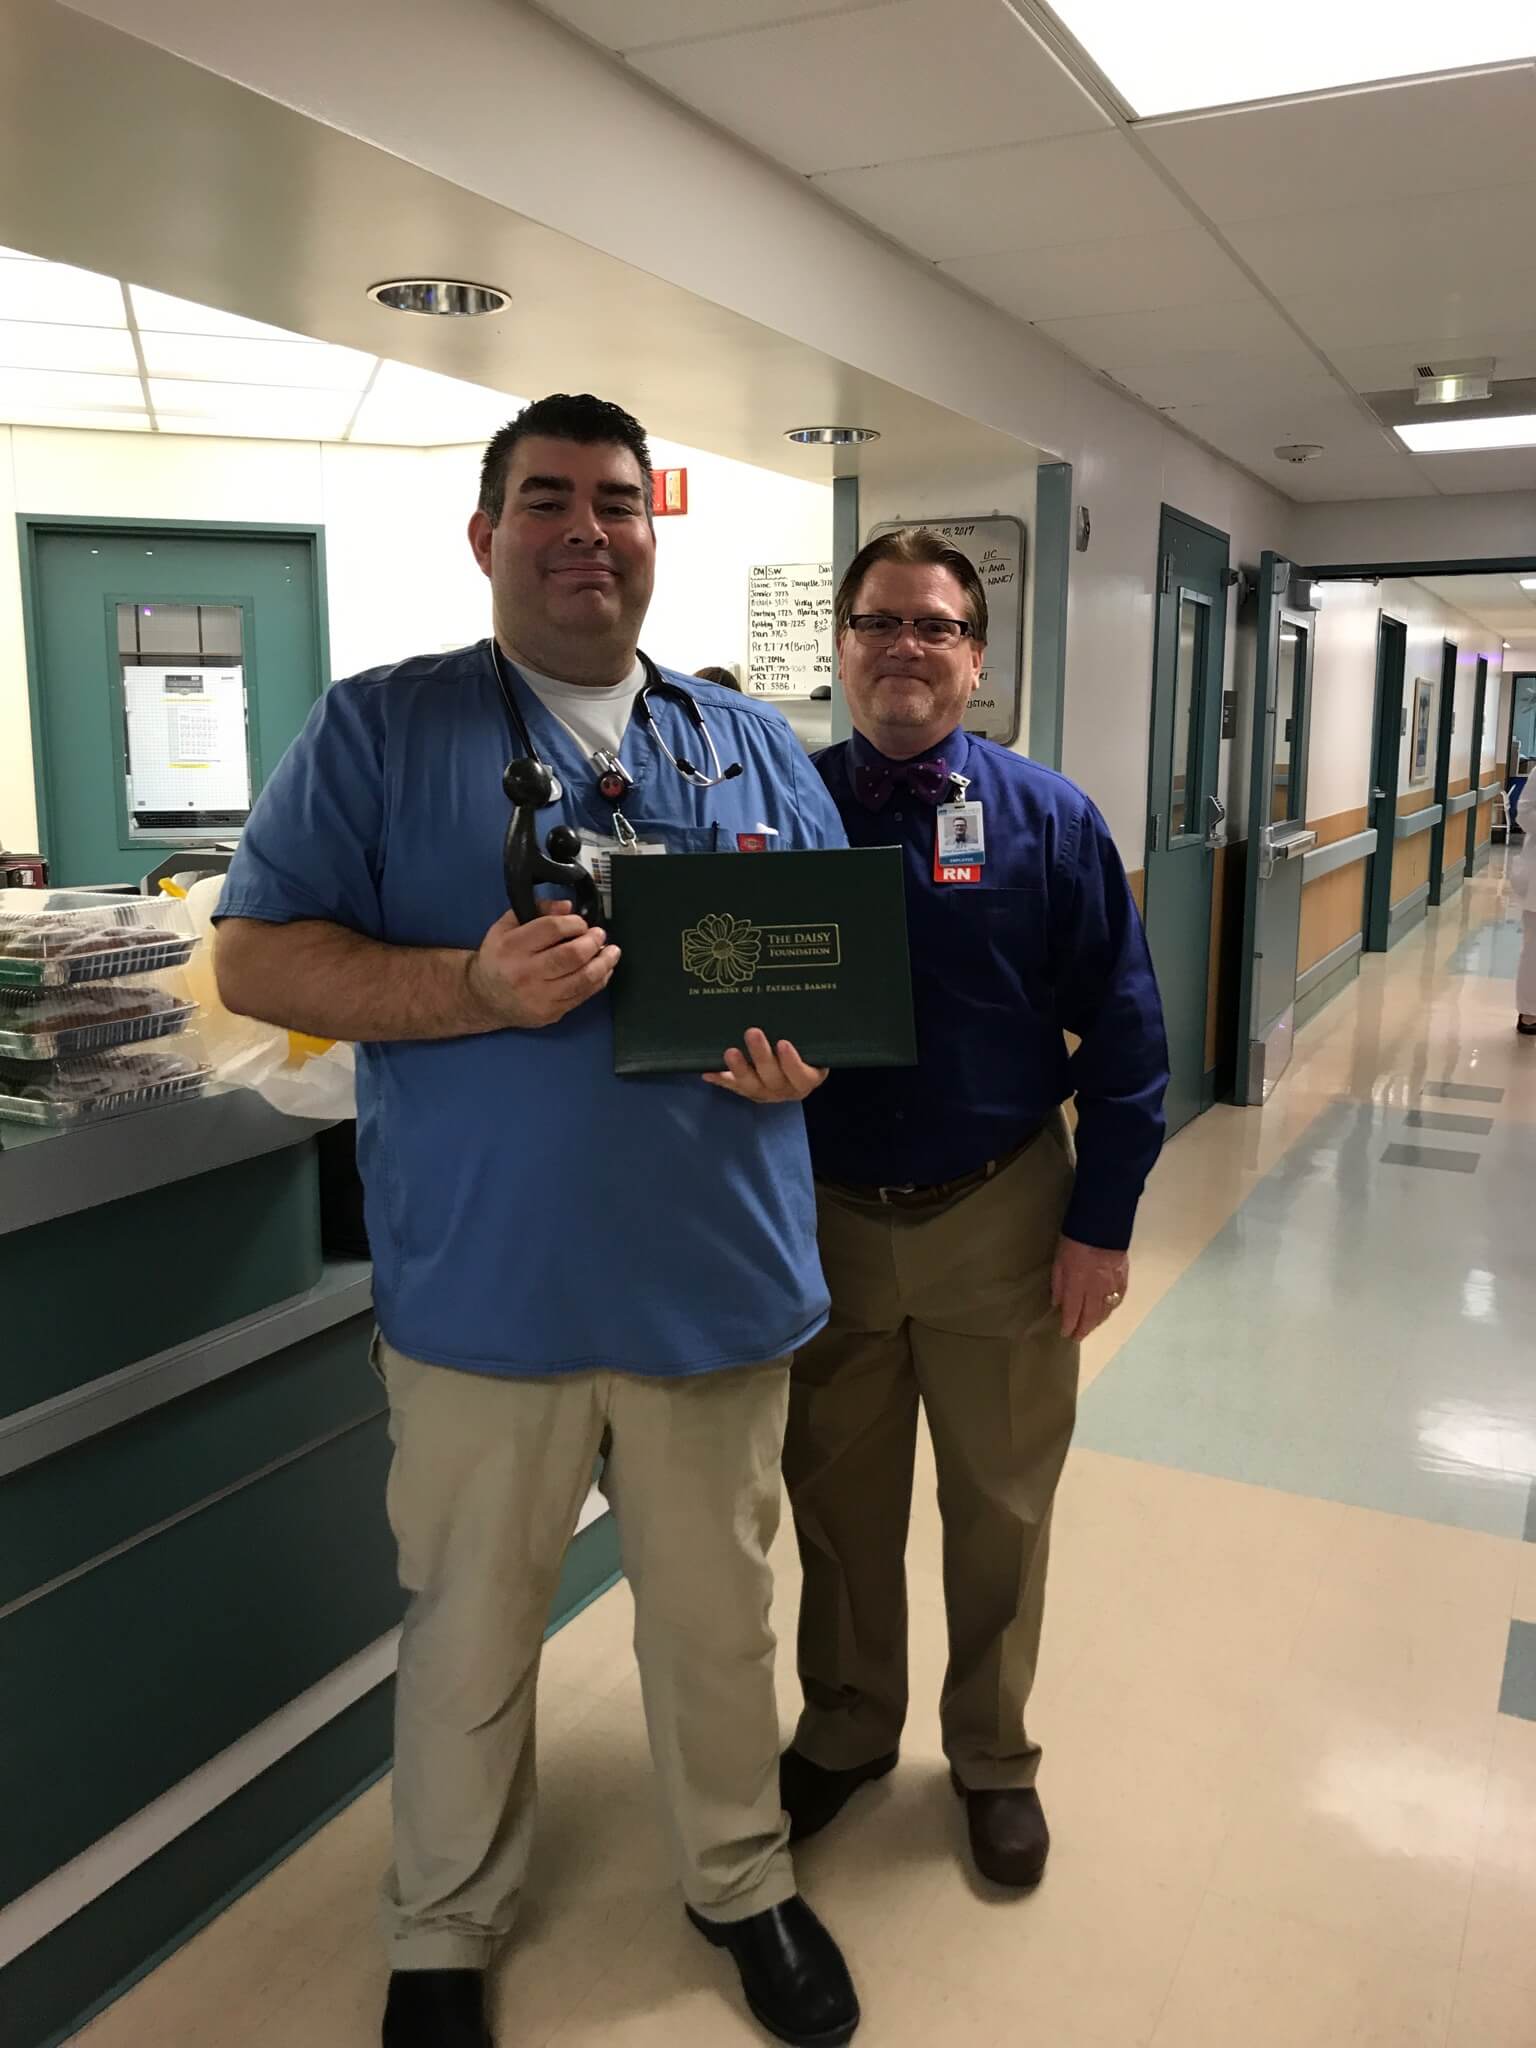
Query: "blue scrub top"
217 641 847 1379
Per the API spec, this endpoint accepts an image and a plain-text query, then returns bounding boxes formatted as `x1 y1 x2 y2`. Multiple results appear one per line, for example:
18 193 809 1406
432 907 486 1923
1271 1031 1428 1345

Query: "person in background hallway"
695 663 742 689
779 526 1169 1890
214 393 859 2048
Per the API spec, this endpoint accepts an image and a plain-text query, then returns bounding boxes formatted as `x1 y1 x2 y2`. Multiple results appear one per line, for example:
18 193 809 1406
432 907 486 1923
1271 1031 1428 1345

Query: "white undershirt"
511 654 646 762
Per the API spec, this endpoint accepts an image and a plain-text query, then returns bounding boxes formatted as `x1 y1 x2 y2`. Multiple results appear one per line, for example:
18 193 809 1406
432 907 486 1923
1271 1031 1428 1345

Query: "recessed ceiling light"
783 425 880 446
1045 0 1536 117
366 279 509 317
1395 415 1536 453
1519 577 1536 591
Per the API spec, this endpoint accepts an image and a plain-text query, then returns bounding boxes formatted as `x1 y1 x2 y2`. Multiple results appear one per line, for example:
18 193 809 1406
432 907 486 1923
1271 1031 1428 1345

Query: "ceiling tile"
0 258 124 326
630 0 1108 176
1404 449 1536 495
1159 392 1432 499
0 319 137 374
1036 297 1301 364
811 129 1189 262
129 286 309 342
148 380 358 438
140 332 375 389
1139 65 1536 224
1281 276 1536 353
1227 180 1536 302
2 408 150 433
537 0 859 52
1329 332 1536 393
1110 349 1335 408
943 226 1253 323
0 366 141 410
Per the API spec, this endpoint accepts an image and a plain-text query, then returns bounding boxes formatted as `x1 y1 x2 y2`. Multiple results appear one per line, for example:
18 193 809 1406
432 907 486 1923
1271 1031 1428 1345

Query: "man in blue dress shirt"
215 396 859 2048
779 526 1168 1891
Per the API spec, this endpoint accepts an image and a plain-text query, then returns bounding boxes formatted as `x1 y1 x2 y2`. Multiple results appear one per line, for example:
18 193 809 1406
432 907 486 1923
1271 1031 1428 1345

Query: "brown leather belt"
821 1124 1046 1212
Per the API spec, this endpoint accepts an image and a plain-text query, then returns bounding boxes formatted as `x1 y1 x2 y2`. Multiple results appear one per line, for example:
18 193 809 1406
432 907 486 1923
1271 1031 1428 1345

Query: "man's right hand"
466 899 620 1029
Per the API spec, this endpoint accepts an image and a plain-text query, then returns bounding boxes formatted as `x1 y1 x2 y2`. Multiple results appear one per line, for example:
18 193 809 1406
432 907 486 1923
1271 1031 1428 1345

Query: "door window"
1271 622 1307 822
117 600 252 839
1169 591 1210 839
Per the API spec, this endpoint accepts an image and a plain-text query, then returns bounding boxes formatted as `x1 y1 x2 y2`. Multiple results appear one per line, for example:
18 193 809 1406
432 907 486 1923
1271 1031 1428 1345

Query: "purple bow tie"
853 757 949 811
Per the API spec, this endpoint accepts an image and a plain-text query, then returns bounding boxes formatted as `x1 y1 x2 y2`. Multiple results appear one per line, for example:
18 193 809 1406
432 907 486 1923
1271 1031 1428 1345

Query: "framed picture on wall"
1410 676 1435 785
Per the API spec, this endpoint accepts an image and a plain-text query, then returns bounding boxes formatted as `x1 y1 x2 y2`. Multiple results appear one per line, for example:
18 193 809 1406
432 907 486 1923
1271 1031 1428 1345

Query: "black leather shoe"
951 1770 1050 1889
382 1968 492 2047
687 1896 859 2047
779 1748 898 1844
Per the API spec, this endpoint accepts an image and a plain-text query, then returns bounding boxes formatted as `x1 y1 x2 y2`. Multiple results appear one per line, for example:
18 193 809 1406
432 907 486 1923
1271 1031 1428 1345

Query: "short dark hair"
834 526 989 642
478 393 653 525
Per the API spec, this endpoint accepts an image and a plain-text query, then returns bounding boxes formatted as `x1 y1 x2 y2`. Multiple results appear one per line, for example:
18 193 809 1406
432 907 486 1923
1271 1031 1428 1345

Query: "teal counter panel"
0 1311 380 1609
0 1142 322 1421
0 1417 402 1909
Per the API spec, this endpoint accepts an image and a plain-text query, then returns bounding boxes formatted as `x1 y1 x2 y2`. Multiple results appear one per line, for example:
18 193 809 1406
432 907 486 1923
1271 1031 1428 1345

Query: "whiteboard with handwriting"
868 515 1025 744
747 562 834 697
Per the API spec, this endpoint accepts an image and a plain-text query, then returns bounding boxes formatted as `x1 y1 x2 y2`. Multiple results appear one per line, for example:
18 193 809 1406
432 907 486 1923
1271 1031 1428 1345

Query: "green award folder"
609 847 917 1075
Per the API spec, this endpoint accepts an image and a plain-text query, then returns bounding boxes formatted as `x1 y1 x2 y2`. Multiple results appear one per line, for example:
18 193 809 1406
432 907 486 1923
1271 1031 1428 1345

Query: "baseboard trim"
1296 940 1362 1029
1387 886 1430 946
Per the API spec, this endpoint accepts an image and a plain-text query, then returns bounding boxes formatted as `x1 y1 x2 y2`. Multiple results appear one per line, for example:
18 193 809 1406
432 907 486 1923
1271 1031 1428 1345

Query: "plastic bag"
179 876 357 1120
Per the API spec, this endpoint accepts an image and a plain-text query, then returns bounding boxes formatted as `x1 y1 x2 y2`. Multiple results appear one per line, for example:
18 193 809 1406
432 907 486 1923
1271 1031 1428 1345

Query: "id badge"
575 829 664 919
936 800 985 867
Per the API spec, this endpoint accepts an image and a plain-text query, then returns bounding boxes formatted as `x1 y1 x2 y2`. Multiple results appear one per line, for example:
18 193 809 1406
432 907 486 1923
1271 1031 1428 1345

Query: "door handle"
1204 792 1228 850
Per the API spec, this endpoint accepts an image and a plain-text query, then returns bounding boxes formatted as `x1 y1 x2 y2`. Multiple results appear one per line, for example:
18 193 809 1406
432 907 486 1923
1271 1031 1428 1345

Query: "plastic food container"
0 1044 212 1126
0 900 197 990
0 980 198 1060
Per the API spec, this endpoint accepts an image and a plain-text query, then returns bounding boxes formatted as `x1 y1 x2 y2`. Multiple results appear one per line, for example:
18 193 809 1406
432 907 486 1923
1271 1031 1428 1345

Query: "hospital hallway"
75 859 1536 2048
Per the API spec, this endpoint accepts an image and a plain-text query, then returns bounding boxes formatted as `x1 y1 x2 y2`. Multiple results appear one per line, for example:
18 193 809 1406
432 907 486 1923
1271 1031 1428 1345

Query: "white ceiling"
0 248 531 443
1416 572 1536 652
537 0 1536 502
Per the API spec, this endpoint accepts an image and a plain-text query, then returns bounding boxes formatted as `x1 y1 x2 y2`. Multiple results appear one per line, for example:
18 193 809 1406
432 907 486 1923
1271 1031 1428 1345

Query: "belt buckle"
877 1182 918 1205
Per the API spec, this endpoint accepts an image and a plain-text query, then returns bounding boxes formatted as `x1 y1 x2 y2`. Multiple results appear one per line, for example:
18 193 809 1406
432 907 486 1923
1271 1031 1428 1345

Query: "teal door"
1464 657 1489 876
1233 553 1317 1104
1427 639 1458 907
21 520 327 886
1364 615 1408 951
1144 507 1229 1135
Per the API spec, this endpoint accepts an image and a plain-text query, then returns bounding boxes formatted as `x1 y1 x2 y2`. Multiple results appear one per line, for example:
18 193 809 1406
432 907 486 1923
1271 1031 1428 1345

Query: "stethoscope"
490 640 742 926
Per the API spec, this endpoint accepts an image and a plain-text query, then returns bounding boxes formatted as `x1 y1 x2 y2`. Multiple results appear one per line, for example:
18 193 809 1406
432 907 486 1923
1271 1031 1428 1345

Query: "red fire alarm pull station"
651 468 688 516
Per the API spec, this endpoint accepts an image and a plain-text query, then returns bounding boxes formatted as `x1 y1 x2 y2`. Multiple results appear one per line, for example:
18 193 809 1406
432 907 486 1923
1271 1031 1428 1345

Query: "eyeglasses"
846 613 975 647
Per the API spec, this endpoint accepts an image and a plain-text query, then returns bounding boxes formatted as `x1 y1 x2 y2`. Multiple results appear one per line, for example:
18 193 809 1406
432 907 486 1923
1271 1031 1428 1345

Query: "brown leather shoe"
951 1771 1050 1888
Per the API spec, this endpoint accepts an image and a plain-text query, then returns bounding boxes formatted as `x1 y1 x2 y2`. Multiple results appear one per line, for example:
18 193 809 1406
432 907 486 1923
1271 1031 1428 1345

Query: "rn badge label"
681 913 841 992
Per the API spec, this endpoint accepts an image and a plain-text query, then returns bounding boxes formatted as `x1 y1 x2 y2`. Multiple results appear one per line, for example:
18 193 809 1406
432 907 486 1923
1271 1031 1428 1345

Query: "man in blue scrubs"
215 395 859 2048
779 526 1168 1892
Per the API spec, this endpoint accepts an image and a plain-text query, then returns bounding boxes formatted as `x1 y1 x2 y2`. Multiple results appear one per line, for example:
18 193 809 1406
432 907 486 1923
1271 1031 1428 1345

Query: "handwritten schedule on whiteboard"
748 562 834 697
868 516 1025 744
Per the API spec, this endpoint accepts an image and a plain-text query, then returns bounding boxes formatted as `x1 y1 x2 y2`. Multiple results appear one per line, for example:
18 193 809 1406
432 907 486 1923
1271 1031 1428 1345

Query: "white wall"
0 423 831 856
1305 578 1505 829
1293 493 1536 568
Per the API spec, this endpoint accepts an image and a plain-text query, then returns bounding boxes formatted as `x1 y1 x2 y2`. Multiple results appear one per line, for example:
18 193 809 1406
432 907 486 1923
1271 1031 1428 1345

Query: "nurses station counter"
0 1063 620 2048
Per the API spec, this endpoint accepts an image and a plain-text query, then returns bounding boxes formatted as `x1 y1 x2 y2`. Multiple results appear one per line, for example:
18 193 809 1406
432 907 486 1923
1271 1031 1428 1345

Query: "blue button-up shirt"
805 727 1168 1250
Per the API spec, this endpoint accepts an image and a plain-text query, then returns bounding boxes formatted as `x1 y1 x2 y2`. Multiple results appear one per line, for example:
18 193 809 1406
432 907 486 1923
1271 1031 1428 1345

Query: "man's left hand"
1051 1236 1130 1341
703 1028 828 1104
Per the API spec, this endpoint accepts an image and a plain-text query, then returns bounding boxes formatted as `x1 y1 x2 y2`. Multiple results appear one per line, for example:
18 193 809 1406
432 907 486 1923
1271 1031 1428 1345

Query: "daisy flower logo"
682 913 762 987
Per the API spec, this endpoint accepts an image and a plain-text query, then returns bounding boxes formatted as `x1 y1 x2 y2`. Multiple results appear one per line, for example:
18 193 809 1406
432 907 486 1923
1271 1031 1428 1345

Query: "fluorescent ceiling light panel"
1520 577 1536 591
0 320 138 374
349 359 520 446
0 367 142 410
1394 414 1536 452
0 258 125 327
140 332 374 389
1044 1 1536 115
129 286 310 342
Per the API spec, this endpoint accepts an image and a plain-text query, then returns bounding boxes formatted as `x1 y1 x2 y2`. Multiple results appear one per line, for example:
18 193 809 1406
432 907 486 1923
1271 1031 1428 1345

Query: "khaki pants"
376 1337 797 1970
784 1119 1079 1792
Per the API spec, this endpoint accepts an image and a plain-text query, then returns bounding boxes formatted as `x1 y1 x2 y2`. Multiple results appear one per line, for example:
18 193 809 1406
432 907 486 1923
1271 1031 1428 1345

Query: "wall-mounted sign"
868 515 1025 745
747 561 834 696
652 467 688 516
